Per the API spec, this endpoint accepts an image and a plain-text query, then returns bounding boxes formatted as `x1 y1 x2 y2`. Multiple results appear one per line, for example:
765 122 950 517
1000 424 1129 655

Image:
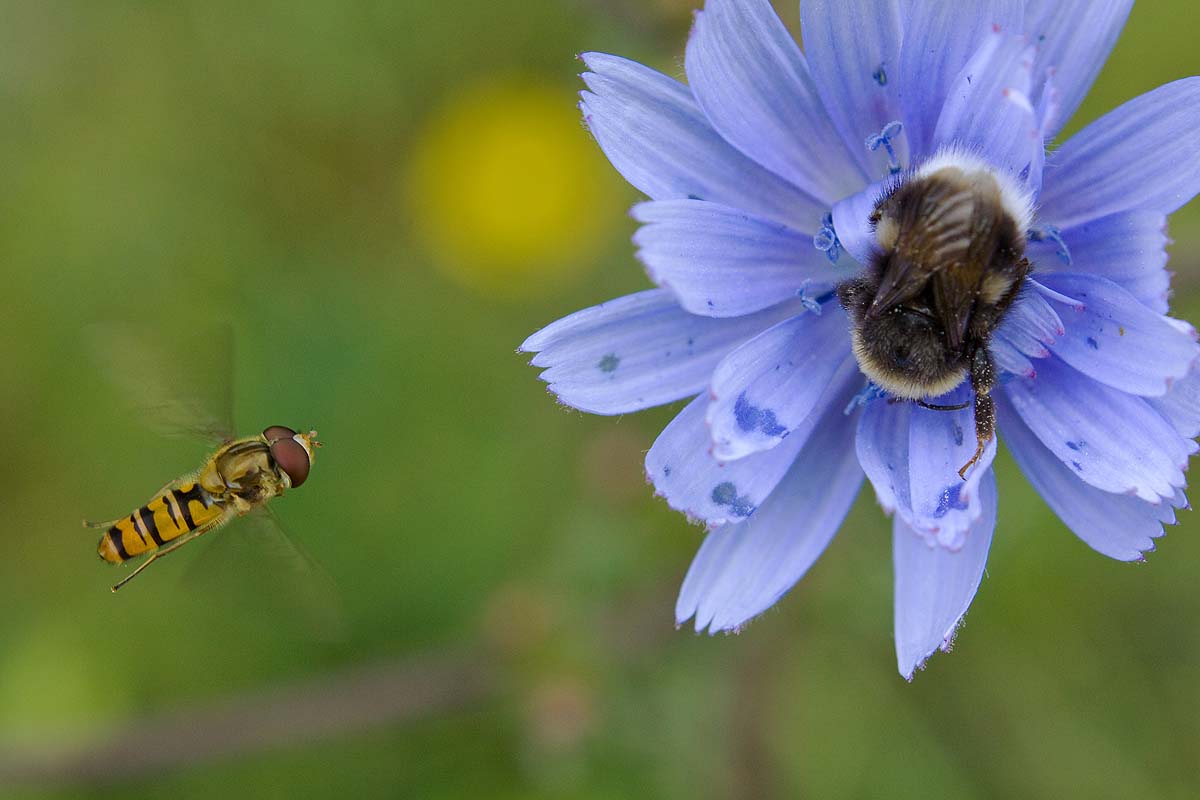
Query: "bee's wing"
871 178 991 351
84 322 235 444
185 507 345 641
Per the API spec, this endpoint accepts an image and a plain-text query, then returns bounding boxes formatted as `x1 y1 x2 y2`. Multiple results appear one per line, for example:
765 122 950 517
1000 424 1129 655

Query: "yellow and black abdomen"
97 482 225 563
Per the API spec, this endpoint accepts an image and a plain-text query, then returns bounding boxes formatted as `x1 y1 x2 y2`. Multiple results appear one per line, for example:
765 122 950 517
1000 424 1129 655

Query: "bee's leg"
917 399 971 411
110 517 227 592
958 347 997 480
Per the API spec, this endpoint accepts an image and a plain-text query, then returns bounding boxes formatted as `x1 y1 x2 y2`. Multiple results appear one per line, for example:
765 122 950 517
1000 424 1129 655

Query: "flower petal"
579 52 825 226
522 290 802 414
997 393 1173 561
989 335 1035 378
897 1 1024 157
856 392 912 517
831 178 895 266
992 280 1064 359
685 0 864 203
1148 365 1200 439
707 310 855 459
1038 78 1200 229
676 398 863 632
647 395 809 527
932 29 1042 185
800 0 907 179
1028 211 1171 314
893 468 996 680
1036 272 1198 397
858 387 997 550
906 386 998 549
1001 356 1191 502
1023 0 1134 139
631 200 855 318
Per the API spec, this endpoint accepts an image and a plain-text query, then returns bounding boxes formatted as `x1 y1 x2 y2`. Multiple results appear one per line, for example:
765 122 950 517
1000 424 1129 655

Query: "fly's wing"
185 507 345 641
84 322 235 444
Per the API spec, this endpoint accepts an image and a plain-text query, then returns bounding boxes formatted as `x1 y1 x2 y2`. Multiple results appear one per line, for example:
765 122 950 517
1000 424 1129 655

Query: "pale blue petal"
932 29 1042 185
997 394 1172 561
579 53 825 226
685 0 864 202
1023 0 1134 140
897 1 1024 157
1037 273 1199 397
857 392 912 516
1039 78 1200 229
800 0 907 179
707 312 855 459
894 469 996 680
1028 210 1171 314
522 290 801 414
676 399 863 632
1001 356 1191 502
631 200 855 318
831 178 897 265
992 280 1064 359
647 395 810 526
1148 365 1200 439
858 387 996 550
989 335 1035 379
906 386 998 550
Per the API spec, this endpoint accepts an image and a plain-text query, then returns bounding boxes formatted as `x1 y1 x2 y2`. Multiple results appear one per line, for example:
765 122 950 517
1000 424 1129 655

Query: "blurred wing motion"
86 323 342 637
84 321 235 444
184 508 345 640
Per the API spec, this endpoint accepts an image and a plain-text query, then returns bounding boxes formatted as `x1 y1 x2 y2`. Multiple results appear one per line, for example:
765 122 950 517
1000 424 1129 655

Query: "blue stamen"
872 64 888 86
813 212 842 263
1028 225 1072 265
865 121 904 175
796 282 824 315
844 382 887 415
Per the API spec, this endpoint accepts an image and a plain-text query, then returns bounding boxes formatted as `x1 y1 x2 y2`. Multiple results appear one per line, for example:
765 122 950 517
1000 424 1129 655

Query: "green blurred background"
1 1 1198 797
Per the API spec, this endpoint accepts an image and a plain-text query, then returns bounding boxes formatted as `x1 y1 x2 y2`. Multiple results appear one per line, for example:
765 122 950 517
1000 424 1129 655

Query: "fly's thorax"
210 436 287 507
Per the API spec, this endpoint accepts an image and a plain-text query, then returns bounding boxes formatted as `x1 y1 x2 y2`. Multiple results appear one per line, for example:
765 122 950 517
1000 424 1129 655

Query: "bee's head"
263 426 322 488
847 305 967 401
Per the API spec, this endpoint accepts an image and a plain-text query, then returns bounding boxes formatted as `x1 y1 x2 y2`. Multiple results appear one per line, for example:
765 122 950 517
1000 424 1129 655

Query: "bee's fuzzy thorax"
911 146 1035 240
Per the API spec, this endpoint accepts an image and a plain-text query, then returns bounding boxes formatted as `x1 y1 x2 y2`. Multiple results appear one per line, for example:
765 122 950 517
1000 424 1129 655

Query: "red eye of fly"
263 426 310 487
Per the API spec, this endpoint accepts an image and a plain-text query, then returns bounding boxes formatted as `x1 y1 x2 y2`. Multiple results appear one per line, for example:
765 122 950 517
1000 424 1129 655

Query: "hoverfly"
82 324 336 617
86 425 321 591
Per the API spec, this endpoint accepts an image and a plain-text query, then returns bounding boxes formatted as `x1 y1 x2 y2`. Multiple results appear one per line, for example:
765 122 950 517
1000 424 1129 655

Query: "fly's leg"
110 516 228 592
83 517 123 530
958 346 997 481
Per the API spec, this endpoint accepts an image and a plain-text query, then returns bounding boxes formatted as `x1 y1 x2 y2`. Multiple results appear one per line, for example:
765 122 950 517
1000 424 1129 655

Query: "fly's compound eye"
263 426 310 487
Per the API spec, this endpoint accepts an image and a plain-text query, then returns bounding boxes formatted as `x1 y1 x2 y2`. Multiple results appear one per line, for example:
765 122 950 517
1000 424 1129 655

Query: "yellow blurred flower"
406 77 621 297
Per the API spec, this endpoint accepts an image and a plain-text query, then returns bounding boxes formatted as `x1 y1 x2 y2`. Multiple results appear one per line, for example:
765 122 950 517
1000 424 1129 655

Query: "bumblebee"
837 149 1034 478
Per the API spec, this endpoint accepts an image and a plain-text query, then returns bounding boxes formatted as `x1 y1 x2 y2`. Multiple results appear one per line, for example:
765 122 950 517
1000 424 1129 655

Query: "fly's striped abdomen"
97 482 225 563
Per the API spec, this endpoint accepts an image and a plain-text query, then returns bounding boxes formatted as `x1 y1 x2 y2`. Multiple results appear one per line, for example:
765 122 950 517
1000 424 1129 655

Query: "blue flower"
521 0 1200 678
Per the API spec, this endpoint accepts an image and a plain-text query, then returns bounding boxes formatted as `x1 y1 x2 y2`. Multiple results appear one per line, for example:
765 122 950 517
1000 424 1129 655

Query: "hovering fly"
87 426 321 591
82 324 334 607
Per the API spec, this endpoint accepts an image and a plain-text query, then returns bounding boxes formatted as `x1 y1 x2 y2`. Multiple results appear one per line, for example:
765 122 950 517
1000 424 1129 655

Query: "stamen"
1028 225 1072 265
795 282 825 315
865 121 904 175
872 64 887 86
812 212 842 263
844 382 887 415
